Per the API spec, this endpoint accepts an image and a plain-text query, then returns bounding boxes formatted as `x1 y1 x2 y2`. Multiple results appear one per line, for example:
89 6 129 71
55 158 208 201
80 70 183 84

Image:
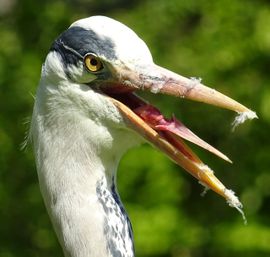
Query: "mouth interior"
105 91 231 164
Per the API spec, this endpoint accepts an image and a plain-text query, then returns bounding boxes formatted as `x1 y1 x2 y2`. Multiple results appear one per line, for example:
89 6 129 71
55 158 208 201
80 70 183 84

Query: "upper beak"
110 63 256 113
102 63 257 211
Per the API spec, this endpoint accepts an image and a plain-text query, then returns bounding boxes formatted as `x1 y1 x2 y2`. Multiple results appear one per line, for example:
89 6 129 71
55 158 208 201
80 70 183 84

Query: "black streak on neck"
96 177 135 257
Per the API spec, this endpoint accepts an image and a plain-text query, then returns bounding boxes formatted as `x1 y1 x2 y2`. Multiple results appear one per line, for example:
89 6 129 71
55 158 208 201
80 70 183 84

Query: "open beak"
100 63 257 211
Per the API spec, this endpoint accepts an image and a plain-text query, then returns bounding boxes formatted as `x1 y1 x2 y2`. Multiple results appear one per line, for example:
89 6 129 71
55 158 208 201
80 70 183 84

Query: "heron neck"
33 119 135 257
31 81 139 257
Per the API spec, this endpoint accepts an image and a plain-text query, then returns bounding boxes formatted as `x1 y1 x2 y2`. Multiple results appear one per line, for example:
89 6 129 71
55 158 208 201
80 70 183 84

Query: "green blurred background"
1 0 270 256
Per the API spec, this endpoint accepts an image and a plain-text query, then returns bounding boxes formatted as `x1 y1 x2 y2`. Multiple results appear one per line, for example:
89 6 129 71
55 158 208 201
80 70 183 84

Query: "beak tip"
227 157 233 164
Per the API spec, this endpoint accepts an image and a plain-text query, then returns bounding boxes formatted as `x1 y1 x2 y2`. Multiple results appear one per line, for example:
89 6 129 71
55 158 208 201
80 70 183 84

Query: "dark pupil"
90 58 98 66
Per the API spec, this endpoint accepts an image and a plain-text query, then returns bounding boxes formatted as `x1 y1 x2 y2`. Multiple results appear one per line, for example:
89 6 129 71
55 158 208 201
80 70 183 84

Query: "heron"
30 16 256 257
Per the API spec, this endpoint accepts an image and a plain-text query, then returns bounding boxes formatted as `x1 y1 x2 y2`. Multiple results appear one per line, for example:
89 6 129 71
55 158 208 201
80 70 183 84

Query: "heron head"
41 15 257 210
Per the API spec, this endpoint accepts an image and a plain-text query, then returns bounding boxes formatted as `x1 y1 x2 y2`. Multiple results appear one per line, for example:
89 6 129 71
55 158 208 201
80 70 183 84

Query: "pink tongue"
134 105 231 163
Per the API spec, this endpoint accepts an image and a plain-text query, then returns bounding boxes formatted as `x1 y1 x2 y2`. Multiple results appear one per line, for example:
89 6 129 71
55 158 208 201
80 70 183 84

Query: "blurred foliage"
0 0 269 256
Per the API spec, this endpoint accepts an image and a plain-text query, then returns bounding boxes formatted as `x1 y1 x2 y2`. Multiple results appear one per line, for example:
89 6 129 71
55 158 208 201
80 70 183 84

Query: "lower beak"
103 63 257 211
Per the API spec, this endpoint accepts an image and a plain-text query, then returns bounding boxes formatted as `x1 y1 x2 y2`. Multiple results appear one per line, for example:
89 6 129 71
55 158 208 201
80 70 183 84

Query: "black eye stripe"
50 26 117 68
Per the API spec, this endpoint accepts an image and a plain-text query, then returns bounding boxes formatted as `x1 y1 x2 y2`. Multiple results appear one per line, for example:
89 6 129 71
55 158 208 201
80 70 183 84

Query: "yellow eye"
84 53 103 72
